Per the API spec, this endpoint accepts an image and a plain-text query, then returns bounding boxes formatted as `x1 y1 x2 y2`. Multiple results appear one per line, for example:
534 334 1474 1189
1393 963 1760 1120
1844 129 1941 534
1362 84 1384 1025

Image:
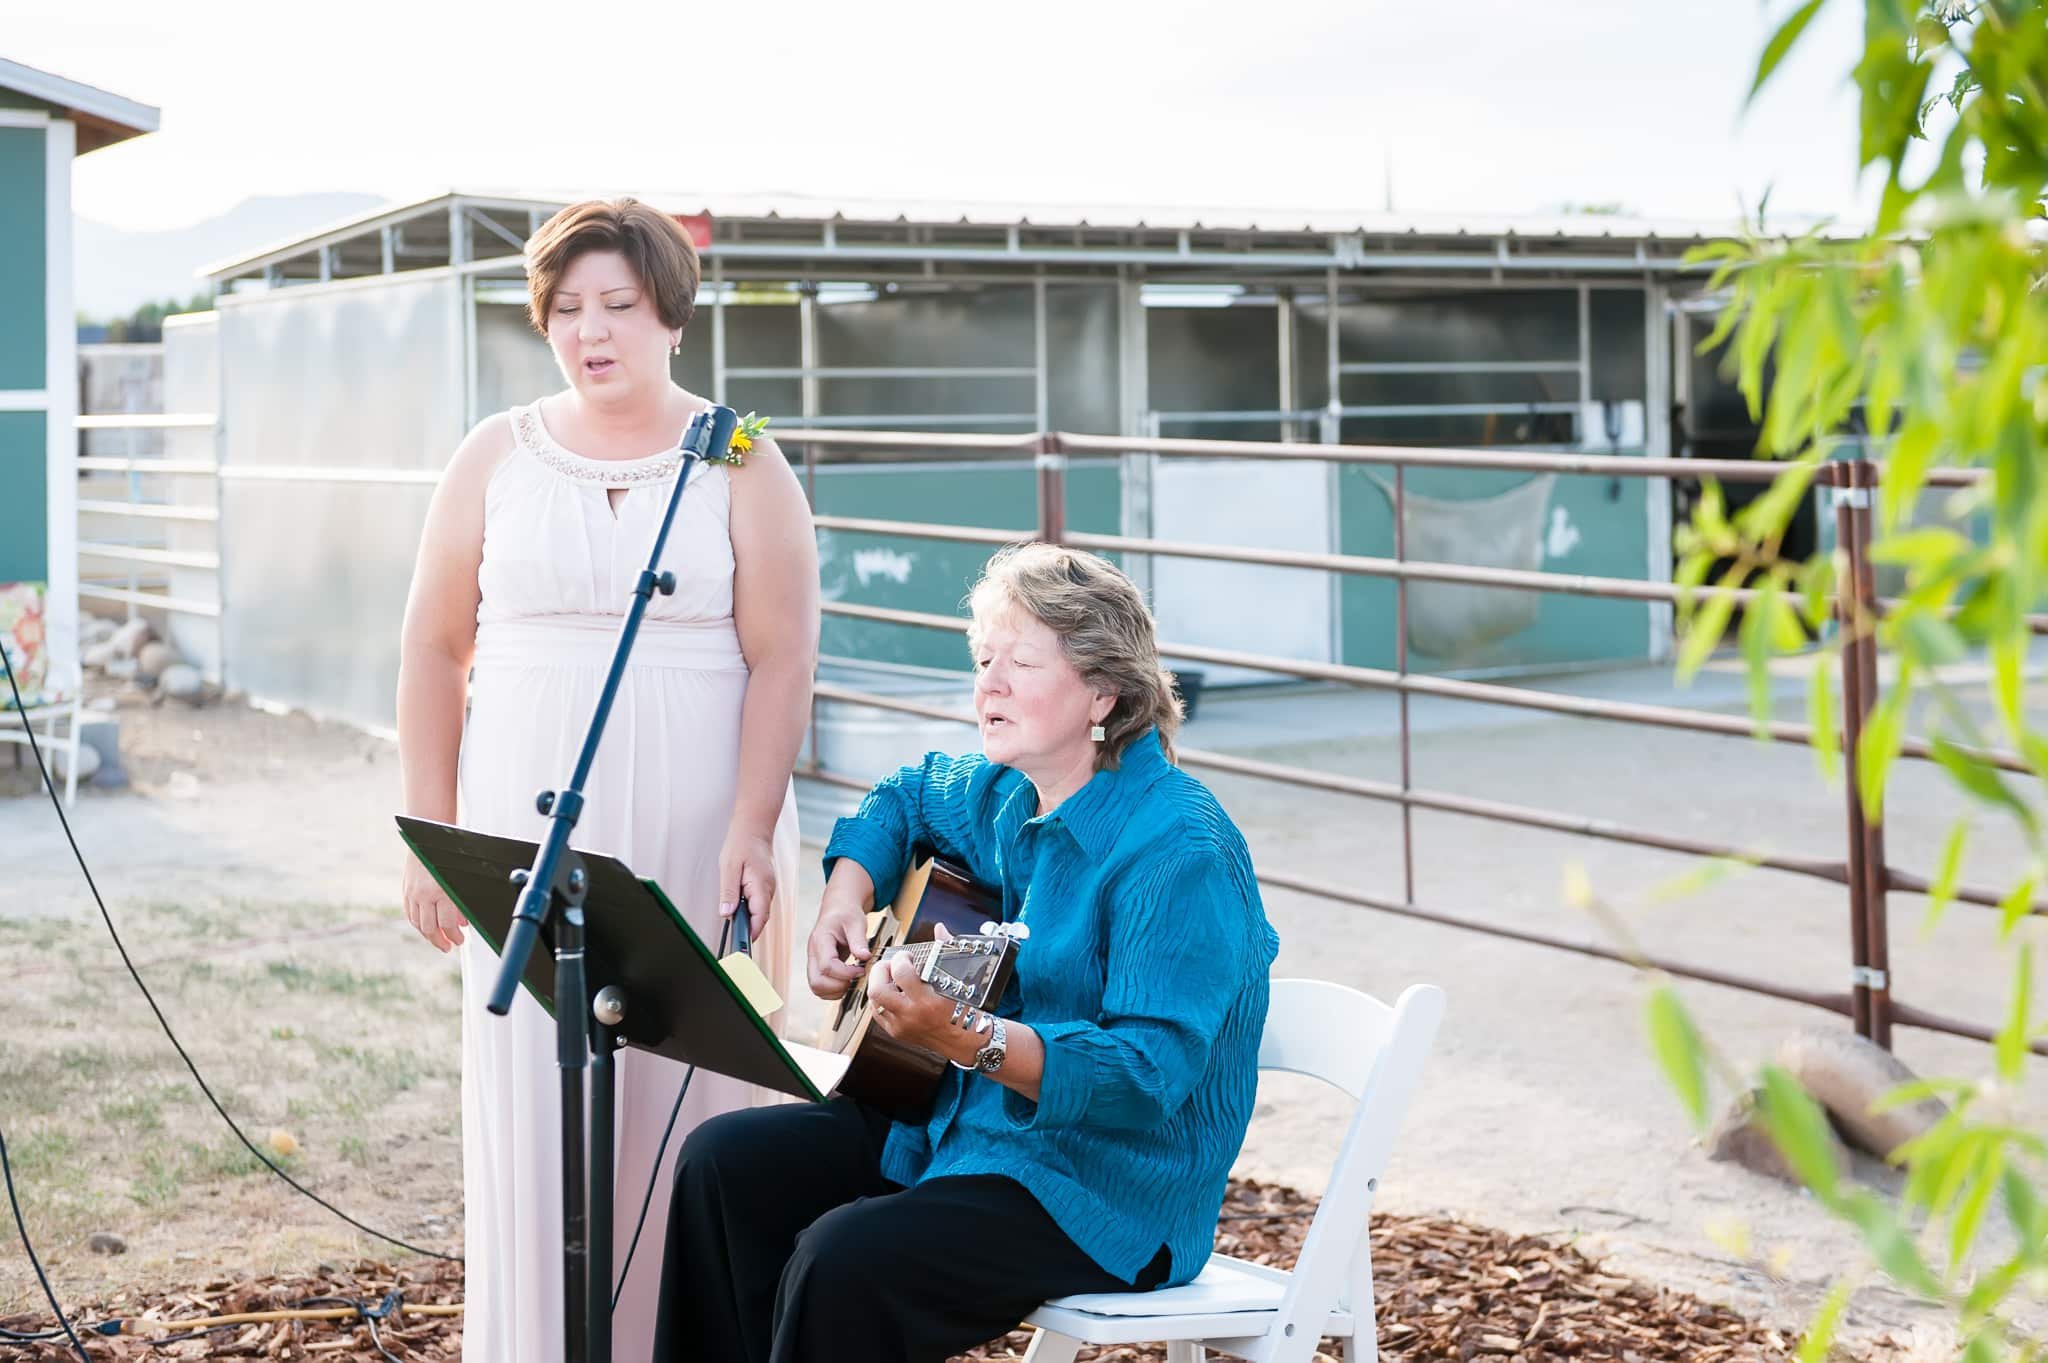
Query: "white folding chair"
0 659 87 807
1022 979 1445 1363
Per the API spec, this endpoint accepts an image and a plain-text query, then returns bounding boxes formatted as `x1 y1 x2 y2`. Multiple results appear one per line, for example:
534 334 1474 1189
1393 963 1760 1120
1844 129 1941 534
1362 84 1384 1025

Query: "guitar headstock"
880 934 1015 1007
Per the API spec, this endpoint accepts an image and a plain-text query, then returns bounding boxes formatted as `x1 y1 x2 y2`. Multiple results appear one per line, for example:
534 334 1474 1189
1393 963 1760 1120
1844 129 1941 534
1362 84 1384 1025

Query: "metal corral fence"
775 427 2048 1056
76 402 2048 1054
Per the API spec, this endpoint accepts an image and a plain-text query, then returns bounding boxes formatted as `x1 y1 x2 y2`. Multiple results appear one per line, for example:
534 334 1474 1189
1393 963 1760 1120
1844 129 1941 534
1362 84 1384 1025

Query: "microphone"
683 405 739 461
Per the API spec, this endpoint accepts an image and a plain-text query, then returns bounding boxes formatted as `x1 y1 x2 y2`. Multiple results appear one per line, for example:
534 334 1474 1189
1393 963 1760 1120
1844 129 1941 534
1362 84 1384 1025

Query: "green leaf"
1650 854 1762 904
1991 637 2025 741
1957 1325 2003 1363
1794 1277 1851 1363
1868 525 1973 569
1739 458 1823 544
1931 736 2039 836
1999 1163 2045 1247
1758 1064 1841 1200
1808 655 1841 784
1645 987 1711 1132
1674 549 1715 599
1961 1265 2024 1333
2023 735 2048 788
1898 612 1967 668
1879 420 1940 534
1841 1188 1945 1298
1742 580 1780 732
1922 820 1968 935
1695 479 1729 540
1857 683 1910 823
1870 1075 1974 1113
1678 574 1741 684
1951 1143 2004 1272
1999 875 2041 942
1996 944 2034 1082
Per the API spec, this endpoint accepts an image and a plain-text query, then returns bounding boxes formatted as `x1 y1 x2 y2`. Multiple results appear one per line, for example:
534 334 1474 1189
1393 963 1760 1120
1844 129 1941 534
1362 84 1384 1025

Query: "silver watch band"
974 1017 1009 1073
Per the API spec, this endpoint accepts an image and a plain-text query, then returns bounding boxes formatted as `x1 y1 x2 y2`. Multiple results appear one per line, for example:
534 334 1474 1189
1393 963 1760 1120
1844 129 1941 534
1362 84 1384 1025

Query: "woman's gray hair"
966 542 1183 768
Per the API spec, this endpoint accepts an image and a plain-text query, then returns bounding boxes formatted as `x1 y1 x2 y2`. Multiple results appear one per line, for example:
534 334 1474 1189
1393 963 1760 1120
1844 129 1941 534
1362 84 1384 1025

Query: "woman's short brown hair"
524 197 700 336
967 543 1183 769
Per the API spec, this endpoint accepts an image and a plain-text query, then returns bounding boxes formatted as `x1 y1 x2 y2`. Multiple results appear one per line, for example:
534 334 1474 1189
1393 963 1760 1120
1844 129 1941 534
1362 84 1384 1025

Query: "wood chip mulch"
961 1180 1807 1363
4 1181 1812 1361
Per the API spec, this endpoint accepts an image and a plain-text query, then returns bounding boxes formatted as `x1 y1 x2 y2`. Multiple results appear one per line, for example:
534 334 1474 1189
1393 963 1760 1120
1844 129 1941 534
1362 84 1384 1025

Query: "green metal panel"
1339 456 1652 673
0 411 47 581
0 126 45 392
814 460 1121 671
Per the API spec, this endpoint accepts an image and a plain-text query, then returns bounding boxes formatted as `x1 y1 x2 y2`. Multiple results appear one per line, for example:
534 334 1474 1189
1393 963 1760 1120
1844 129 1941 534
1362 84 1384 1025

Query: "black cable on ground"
1 645 456 1266
1 1119 93 1361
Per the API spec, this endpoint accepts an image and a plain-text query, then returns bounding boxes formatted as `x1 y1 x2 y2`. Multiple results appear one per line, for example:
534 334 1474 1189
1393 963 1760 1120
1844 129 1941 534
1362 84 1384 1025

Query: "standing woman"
395 198 819 1360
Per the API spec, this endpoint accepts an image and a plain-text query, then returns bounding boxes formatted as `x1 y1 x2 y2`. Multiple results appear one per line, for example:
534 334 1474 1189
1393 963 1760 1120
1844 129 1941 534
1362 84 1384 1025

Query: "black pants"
653 1098 1167 1363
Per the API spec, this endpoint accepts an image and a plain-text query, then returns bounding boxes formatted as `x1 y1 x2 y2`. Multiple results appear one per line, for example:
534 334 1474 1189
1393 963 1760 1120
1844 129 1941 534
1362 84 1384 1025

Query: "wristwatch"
971 1017 1008 1074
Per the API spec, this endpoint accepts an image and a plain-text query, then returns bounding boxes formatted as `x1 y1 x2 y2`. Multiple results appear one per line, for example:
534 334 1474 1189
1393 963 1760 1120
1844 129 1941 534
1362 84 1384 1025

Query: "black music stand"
397 818 846 1359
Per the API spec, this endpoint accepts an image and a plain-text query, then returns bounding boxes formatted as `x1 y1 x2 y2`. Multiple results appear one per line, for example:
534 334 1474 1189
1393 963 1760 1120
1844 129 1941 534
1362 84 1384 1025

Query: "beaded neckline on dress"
512 402 692 488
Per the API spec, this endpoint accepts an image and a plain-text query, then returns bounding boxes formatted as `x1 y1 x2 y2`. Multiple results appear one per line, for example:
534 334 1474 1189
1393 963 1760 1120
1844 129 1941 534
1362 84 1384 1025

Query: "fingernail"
719 902 734 917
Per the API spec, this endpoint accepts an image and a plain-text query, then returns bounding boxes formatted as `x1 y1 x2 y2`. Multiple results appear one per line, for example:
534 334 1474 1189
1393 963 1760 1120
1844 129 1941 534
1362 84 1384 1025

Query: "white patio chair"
1022 979 1446 1363
1 659 87 807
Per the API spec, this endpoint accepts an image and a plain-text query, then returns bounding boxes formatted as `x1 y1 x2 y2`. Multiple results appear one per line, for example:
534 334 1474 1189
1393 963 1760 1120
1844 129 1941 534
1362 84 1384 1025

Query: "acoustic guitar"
823 850 1016 1116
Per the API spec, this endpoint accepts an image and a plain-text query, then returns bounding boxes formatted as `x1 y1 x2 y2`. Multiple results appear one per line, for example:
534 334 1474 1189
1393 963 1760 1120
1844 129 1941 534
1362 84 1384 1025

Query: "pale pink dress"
455 400 798 1362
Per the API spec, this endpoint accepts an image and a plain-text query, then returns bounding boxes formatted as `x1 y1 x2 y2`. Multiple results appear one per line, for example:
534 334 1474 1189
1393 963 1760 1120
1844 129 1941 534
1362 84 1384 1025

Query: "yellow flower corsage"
714 411 770 467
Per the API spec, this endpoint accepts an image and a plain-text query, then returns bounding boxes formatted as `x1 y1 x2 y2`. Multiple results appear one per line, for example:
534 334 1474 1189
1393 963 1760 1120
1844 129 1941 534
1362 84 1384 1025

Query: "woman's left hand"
868 931 976 1066
717 825 777 941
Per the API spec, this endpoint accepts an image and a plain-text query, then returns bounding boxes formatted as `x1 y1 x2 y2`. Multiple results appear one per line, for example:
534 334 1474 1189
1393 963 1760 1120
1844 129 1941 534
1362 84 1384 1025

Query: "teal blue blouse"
823 729 1279 1285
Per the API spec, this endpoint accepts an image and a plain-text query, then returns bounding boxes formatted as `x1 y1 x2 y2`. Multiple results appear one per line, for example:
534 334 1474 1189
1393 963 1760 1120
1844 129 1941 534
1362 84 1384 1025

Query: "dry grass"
0 894 463 1315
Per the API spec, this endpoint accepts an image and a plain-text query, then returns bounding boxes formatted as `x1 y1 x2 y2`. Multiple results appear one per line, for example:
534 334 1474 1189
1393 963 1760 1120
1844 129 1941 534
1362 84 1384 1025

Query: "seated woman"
655 543 1280 1363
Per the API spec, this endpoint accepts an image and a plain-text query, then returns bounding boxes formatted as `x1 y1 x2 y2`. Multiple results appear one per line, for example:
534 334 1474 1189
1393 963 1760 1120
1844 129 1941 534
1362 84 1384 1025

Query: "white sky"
5 0 1874 233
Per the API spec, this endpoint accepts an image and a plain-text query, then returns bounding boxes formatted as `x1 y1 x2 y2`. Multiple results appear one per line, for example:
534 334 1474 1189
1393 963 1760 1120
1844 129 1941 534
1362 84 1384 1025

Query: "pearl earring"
670 337 681 356
1090 724 1106 742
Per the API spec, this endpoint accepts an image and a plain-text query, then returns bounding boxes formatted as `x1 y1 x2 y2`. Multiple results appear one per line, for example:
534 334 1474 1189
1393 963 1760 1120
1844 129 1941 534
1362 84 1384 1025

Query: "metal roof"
0 58 159 153
203 187 1845 286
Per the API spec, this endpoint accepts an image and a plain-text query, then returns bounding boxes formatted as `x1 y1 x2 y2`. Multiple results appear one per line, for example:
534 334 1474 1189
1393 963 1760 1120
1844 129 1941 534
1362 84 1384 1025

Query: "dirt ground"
3 660 2043 1359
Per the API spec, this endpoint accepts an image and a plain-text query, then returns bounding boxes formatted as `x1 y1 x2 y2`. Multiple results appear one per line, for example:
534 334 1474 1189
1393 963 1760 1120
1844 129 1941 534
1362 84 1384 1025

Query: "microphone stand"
485 403 740 1363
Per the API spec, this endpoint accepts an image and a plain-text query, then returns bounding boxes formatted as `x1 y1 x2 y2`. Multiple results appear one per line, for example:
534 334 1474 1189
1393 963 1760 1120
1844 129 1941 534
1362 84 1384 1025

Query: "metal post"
1116 268 1153 595
798 284 820 421
1036 435 1067 545
1277 287 1297 444
450 201 475 440
1831 461 1875 1040
1324 267 1346 669
1644 285 1676 661
1576 283 1592 420
710 256 727 405
1395 464 1416 905
1850 459 1893 1048
124 423 139 618
1033 272 1050 432
803 435 820 771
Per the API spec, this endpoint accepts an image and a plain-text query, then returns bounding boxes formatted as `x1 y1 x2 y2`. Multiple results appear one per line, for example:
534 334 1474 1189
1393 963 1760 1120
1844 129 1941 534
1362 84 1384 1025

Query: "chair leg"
1167 1343 1208 1363
57 713 78 807
1022 1328 1083 1363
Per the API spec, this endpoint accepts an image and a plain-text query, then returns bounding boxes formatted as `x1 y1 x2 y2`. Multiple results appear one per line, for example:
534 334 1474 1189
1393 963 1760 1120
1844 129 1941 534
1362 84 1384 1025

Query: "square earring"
1090 724 1106 742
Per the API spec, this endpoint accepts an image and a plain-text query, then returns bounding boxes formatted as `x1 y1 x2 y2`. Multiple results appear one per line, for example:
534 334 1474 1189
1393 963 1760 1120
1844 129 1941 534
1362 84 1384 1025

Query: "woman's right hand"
402 851 467 953
806 901 873 1001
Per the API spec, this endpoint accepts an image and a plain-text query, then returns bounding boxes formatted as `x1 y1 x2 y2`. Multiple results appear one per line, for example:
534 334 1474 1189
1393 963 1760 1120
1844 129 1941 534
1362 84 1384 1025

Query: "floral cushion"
0 582 48 710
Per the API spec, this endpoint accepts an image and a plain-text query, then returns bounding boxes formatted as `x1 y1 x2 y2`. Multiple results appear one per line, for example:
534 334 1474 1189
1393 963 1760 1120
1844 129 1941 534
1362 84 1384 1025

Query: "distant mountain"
74 192 389 318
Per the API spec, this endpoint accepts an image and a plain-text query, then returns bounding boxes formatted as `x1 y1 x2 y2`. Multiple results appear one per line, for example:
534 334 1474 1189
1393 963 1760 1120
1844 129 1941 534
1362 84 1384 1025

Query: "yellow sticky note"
720 952 785 1018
